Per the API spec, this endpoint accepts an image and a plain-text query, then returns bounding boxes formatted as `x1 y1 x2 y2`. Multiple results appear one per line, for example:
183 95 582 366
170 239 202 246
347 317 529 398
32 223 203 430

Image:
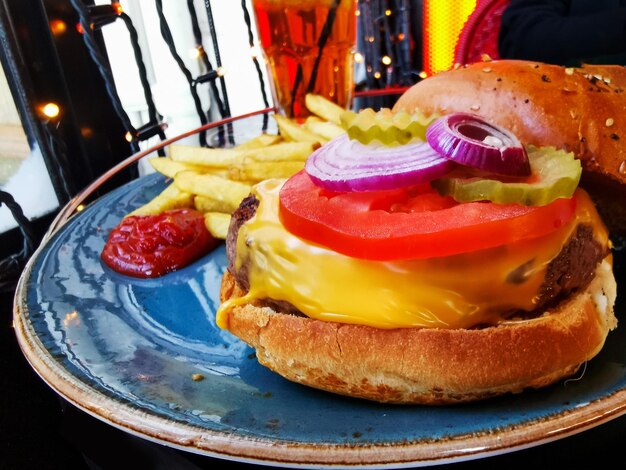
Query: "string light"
357 2 420 89
125 123 168 143
249 45 263 60
76 2 123 33
133 122 168 141
49 19 67 36
354 52 364 63
80 127 94 138
88 2 123 19
188 46 204 60
40 102 60 119
193 67 225 86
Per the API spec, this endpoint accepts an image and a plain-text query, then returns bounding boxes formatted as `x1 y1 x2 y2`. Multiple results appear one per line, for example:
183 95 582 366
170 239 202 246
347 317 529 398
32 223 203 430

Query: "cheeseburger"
216 60 619 405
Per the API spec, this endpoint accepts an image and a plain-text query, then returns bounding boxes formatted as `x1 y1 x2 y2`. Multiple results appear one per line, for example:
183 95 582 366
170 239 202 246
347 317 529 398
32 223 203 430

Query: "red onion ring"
426 113 530 176
305 134 455 192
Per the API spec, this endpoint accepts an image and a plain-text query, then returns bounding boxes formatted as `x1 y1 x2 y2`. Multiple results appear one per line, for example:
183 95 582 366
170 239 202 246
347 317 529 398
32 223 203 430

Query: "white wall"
0 63 21 125
100 0 271 141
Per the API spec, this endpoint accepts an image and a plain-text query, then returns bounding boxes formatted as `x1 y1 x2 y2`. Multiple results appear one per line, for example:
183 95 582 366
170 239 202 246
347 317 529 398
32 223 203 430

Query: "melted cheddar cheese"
217 179 608 330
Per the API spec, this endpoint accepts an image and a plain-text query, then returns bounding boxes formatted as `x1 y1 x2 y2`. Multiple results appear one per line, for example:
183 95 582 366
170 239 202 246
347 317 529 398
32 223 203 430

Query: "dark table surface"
3 254 626 469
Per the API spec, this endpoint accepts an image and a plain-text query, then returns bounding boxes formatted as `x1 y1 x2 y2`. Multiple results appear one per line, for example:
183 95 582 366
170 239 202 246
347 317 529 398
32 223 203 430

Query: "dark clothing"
499 0 626 66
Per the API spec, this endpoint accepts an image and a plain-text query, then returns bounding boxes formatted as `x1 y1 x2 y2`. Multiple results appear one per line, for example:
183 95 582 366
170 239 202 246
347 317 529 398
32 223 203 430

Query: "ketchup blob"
101 208 218 278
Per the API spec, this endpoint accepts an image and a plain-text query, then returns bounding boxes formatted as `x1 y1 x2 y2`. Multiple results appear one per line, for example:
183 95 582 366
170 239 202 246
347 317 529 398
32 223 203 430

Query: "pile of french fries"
129 94 346 240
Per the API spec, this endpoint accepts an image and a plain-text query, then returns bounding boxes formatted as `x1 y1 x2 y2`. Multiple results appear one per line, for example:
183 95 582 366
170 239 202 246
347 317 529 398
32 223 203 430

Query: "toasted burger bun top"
393 59 626 235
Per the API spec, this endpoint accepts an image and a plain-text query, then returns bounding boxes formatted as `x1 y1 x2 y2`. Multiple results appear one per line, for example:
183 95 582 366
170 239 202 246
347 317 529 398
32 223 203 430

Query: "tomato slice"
278 171 577 261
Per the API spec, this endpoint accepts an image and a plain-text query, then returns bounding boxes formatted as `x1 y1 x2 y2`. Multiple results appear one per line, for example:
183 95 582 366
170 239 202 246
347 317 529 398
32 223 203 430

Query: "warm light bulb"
80 127 93 138
250 45 262 59
188 46 203 60
41 102 60 118
354 52 364 63
382 55 392 65
49 19 67 35
125 132 133 143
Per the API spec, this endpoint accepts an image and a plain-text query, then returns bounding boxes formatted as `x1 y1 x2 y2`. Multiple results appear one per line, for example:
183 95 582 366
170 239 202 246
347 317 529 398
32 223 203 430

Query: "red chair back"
454 0 511 65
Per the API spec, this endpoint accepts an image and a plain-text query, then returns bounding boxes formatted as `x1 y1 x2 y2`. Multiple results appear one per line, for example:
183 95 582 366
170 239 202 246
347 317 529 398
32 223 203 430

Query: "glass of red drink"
253 0 358 120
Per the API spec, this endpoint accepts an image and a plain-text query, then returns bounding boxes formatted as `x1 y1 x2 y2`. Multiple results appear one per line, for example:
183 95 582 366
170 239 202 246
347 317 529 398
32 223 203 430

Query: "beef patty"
226 194 608 325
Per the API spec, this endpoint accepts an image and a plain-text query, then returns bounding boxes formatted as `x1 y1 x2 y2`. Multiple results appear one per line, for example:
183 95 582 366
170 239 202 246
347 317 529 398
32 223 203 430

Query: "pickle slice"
431 146 582 206
340 108 437 146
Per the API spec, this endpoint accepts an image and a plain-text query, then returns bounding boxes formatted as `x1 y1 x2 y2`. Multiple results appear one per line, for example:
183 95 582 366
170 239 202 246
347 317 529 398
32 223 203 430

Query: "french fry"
169 144 244 168
229 161 304 182
305 93 347 125
194 195 238 213
273 114 327 144
174 171 251 213
235 133 282 149
204 212 231 240
303 117 345 140
148 157 208 178
170 141 315 169
128 183 194 217
245 141 318 163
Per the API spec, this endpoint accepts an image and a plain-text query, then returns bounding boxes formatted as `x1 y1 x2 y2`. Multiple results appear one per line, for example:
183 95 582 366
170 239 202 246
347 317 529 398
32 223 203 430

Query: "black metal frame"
0 0 137 291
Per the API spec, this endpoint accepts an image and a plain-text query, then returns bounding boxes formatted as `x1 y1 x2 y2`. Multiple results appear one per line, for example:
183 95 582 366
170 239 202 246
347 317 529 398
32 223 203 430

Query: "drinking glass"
253 0 358 120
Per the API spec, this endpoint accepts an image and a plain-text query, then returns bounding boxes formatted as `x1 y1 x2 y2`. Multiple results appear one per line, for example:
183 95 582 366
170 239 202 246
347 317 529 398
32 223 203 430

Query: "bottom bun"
219 259 617 405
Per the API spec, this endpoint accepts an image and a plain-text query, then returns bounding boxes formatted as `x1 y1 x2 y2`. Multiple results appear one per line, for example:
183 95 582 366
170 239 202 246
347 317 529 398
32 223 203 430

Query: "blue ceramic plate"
13 115 626 468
